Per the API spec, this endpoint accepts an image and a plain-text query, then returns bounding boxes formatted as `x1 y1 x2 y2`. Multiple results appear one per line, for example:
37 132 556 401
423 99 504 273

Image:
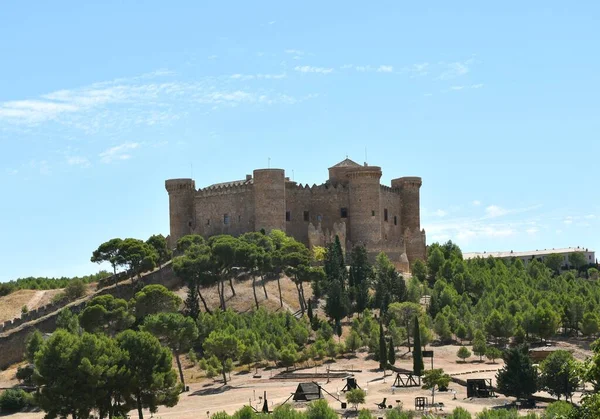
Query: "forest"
3 230 600 418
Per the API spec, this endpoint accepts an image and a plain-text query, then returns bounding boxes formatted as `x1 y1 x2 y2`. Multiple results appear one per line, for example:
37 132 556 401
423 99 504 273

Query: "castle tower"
392 176 426 263
165 178 196 247
392 176 422 232
347 165 382 246
253 169 286 233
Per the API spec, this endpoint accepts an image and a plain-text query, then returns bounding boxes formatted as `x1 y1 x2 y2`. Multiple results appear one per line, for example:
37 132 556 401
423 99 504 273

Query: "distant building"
463 247 596 269
165 158 427 270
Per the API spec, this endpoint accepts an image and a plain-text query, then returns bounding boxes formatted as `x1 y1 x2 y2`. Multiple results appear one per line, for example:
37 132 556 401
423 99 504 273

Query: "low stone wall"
0 262 179 370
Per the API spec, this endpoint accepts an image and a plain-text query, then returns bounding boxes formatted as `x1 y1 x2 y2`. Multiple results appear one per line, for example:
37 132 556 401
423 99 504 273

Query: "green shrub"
0 389 34 412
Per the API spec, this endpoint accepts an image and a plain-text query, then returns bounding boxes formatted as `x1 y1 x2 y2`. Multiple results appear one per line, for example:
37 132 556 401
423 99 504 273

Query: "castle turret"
253 169 286 233
392 177 422 233
165 178 196 247
347 165 382 245
392 176 426 263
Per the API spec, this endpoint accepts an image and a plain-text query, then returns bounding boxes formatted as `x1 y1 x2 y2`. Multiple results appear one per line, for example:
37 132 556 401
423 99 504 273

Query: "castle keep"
166 158 426 270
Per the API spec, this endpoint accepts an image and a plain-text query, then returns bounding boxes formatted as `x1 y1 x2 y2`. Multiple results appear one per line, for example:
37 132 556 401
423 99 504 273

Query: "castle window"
188 221 192 227
394 215 397 225
304 211 309 222
371 210 375 217
384 208 388 222
223 214 230 225
207 219 210 225
340 207 348 218
286 211 291 222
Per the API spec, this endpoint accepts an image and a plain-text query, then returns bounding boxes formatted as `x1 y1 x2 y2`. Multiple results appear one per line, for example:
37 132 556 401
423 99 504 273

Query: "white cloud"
5 168 18 175
207 55 217 60
294 66 333 74
526 227 538 235
434 209 447 217
230 73 286 80
450 86 465 91
404 62 429 77
472 200 481 206
376 65 393 73
438 59 473 80
268 21 276 25
423 93 433 97
564 217 573 225
67 156 91 168
585 214 597 219
99 142 140 163
485 205 508 218
471 83 484 89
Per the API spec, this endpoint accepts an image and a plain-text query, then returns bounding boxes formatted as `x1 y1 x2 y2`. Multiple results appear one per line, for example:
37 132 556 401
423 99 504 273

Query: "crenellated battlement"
196 183 253 197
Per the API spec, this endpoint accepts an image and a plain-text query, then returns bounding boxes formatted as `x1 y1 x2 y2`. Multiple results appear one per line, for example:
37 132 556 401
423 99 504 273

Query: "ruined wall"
165 179 196 247
194 185 255 237
253 169 286 233
0 264 180 370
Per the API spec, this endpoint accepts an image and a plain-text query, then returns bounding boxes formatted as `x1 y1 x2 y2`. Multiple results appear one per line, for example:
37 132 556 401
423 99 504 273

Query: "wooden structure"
415 397 427 410
393 372 420 387
293 382 322 401
466 379 495 398
341 376 360 392
375 398 387 409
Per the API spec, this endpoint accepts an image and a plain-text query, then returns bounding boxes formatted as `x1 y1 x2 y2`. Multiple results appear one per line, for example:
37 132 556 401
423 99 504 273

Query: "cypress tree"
413 315 424 376
388 336 396 366
307 299 314 322
379 321 387 370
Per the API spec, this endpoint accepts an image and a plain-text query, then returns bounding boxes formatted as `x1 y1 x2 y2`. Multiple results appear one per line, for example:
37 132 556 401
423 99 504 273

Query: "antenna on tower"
268 157 271 168
191 162 193 179
365 147 368 165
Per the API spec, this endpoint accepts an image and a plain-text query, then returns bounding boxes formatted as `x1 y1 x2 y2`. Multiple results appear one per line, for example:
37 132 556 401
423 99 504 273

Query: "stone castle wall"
0 264 180 370
253 169 286 233
194 184 255 237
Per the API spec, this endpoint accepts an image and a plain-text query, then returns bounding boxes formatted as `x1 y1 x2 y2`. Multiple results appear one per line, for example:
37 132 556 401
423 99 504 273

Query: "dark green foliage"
539 350 580 400
373 253 406 312
413 316 424 375
132 284 182 320
80 294 134 335
0 271 111 296
379 321 387 370
56 308 80 334
496 345 538 399
0 389 34 412
325 278 349 322
63 278 87 301
146 234 172 267
349 245 371 313
388 335 396 365
25 329 44 363
16 364 35 386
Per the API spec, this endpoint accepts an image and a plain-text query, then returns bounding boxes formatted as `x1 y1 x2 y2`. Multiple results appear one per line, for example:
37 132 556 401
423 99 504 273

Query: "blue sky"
1 1 598 281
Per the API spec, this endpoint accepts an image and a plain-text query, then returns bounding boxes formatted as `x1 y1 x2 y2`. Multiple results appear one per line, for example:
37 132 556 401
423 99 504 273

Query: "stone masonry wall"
194 185 255 237
0 263 180 370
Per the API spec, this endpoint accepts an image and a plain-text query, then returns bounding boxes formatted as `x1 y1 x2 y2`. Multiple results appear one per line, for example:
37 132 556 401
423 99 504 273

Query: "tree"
387 302 423 351
346 388 366 410
472 330 487 362
427 247 445 283
388 336 396 366
422 368 451 404
457 346 471 363
434 313 453 344
545 253 564 274
349 245 371 313
569 252 587 272
379 321 387 370
79 294 135 335
413 316 424 376
91 238 124 281
117 330 180 419
456 324 467 343
543 401 574 418
412 259 427 283
173 243 217 315
204 330 243 384
132 284 181 320
540 350 580 401
583 312 600 338
64 279 87 301
325 279 349 323
146 234 172 269
143 312 199 389
534 304 560 343
305 399 338 419
56 307 81 334
496 345 538 400
485 347 503 363
345 331 363 354
25 329 43 363
0 389 33 413
119 238 158 283
210 235 241 306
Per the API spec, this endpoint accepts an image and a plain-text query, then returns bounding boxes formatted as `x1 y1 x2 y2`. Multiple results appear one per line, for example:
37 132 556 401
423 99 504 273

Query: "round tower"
347 166 382 246
392 176 422 233
165 178 196 247
253 169 286 233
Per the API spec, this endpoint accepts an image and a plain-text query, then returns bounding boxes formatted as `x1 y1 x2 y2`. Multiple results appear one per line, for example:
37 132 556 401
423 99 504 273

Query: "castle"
165 158 426 271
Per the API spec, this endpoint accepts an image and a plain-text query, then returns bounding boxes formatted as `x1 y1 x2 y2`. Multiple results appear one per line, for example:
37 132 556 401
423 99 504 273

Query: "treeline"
0 271 111 297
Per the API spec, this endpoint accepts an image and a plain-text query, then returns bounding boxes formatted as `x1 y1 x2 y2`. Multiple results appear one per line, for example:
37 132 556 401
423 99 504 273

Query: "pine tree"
335 319 343 342
307 299 314 323
183 282 200 320
379 322 387 370
413 316 424 376
496 345 538 400
388 336 396 366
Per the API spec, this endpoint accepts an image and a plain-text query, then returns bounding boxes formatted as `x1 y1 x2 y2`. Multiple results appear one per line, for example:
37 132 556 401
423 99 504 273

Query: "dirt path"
25 291 45 311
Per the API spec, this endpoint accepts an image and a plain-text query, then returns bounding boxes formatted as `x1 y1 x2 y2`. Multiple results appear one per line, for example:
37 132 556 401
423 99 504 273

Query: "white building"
463 246 596 269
